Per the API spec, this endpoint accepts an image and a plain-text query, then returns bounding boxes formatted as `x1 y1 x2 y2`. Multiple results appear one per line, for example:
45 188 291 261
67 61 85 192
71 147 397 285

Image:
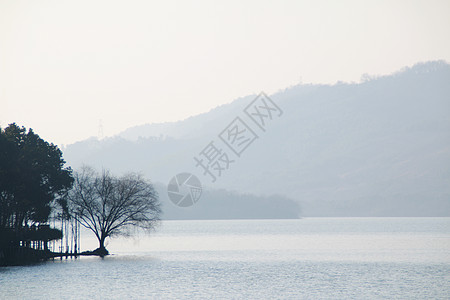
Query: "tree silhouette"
68 167 160 255
0 123 73 230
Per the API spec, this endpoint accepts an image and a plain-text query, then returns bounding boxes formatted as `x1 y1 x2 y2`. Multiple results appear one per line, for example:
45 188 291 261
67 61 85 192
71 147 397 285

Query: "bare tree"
68 167 160 255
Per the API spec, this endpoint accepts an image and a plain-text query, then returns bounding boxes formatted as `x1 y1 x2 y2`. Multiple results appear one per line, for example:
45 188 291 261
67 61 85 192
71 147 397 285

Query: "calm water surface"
1 218 449 299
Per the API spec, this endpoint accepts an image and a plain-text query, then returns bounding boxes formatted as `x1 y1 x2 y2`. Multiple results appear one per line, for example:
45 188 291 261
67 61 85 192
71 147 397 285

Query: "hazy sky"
1 0 449 146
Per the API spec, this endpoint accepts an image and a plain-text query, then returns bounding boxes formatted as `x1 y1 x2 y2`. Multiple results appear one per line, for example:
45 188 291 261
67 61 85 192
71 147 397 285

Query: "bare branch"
67 167 161 251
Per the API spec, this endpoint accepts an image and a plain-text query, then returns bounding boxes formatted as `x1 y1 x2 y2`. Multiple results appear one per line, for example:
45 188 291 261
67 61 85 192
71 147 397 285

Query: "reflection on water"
1 218 449 299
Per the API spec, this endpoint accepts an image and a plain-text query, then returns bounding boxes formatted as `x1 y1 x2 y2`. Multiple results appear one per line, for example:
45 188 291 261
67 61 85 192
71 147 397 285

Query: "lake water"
1 218 449 299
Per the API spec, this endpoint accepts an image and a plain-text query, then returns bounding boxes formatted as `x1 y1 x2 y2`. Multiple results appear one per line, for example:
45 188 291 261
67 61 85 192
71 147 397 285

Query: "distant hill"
155 183 300 220
63 61 450 217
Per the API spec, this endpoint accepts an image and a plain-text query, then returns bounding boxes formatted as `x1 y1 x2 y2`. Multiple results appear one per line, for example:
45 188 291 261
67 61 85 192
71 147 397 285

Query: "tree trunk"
96 234 109 256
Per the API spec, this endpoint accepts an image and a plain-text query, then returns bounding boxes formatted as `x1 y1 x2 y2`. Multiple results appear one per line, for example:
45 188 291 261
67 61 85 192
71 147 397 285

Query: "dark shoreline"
0 247 105 267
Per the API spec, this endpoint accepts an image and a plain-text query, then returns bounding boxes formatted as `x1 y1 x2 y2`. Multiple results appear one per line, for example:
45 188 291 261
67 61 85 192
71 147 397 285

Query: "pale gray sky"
1 0 449 146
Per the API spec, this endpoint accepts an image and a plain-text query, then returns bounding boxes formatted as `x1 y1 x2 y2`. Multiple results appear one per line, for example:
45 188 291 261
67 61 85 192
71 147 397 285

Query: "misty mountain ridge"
63 60 450 217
